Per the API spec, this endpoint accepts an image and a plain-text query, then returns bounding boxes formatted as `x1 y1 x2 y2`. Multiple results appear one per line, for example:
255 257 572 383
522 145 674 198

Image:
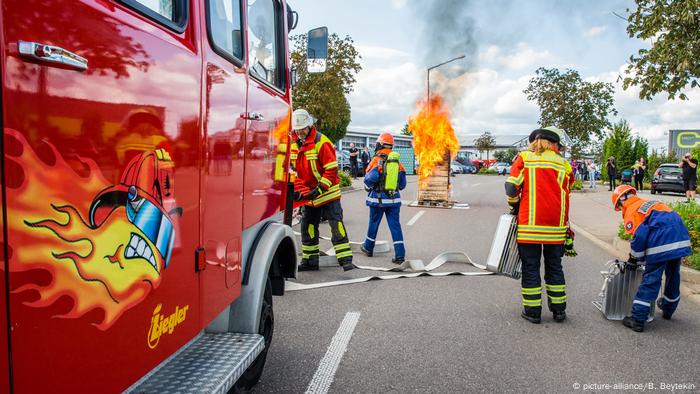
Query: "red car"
1 1 326 392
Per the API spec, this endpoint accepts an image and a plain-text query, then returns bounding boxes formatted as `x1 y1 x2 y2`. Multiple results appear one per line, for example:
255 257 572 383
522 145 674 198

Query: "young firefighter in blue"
361 133 407 264
611 185 691 332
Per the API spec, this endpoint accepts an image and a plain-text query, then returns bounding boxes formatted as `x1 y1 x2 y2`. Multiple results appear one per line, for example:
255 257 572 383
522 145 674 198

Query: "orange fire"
5 129 165 330
408 95 460 185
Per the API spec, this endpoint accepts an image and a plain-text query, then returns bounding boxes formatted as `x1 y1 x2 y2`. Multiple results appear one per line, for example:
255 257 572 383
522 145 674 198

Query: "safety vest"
291 129 341 207
621 196 672 235
623 196 691 263
506 149 574 244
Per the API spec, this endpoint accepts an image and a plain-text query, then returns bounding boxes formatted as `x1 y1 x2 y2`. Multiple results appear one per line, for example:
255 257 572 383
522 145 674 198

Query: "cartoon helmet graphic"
88 150 176 270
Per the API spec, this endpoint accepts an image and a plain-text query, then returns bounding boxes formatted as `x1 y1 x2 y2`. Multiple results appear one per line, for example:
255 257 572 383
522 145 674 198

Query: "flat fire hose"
285 251 494 292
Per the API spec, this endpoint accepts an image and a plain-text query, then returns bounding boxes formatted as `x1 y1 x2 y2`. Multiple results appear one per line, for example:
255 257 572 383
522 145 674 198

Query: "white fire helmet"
292 109 315 131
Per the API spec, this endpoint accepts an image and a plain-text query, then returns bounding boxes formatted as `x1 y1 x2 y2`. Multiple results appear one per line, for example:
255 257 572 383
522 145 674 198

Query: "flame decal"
408 95 460 186
5 129 167 330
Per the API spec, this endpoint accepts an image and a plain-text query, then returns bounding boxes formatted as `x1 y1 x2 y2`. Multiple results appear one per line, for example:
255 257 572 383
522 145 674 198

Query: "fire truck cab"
0 1 324 392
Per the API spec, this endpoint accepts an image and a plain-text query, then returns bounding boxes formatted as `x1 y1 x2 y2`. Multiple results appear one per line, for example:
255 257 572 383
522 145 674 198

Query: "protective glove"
564 228 577 257
509 202 520 216
293 191 304 202
305 186 323 200
627 253 638 266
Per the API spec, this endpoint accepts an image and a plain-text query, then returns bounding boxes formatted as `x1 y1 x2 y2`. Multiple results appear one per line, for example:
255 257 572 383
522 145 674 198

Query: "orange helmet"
377 132 394 147
612 185 637 211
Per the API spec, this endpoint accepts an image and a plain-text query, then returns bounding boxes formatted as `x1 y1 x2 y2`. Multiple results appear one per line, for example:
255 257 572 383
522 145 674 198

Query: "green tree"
524 68 618 157
401 123 412 136
622 0 700 100
474 132 497 161
600 120 649 181
494 147 519 163
291 33 362 142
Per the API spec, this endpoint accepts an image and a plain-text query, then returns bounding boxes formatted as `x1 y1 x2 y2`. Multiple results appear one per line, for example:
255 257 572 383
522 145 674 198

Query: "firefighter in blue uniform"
612 185 691 332
361 133 407 264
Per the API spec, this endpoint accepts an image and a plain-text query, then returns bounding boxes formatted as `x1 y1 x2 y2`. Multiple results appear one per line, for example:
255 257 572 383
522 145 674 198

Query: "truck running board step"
125 333 264 394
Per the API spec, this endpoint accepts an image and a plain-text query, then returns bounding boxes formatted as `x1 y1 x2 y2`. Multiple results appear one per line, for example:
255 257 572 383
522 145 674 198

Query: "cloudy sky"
292 0 700 148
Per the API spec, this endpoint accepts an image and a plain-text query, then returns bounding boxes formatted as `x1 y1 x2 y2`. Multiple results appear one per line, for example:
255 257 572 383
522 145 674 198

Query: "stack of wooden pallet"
417 155 450 203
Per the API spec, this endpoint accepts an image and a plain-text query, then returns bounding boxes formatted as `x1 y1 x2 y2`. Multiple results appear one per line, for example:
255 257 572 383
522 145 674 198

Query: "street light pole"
426 54 466 102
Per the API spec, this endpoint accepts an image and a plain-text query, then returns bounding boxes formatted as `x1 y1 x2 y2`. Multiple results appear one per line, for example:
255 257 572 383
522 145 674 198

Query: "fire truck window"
133 0 175 20
248 0 282 89
207 0 245 61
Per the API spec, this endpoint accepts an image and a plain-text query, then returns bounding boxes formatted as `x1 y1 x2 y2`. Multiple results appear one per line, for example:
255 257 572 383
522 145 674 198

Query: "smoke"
413 0 478 106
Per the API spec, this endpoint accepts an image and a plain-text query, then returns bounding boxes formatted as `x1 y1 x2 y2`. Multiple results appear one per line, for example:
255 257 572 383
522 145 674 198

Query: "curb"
570 221 700 306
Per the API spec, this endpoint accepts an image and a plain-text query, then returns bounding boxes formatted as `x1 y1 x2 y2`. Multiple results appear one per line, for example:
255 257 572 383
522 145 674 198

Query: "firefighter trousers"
300 200 352 266
518 243 566 315
632 258 681 322
363 205 405 258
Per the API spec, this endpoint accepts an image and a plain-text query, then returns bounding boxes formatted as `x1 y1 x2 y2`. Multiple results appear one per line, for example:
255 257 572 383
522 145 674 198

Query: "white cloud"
478 43 553 70
583 26 607 38
391 0 407 9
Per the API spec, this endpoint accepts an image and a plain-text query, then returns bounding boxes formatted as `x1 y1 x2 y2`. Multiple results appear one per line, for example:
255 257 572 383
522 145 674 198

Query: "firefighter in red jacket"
505 126 575 324
291 109 355 271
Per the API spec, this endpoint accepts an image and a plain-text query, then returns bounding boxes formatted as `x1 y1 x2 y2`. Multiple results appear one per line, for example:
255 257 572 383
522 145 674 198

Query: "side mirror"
287 6 299 32
307 27 328 73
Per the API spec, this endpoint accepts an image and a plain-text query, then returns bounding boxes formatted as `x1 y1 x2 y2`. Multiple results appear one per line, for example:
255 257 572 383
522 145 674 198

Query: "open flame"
408 95 460 187
5 129 167 330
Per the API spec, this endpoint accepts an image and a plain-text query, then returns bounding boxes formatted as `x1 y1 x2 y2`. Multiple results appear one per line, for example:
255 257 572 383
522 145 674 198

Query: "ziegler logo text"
147 303 189 349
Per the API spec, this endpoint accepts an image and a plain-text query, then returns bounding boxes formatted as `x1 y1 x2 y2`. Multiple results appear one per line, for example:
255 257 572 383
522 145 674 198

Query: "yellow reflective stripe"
323 161 338 169
308 159 322 181
522 300 542 306
528 165 535 225
311 185 342 205
524 162 567 172
507 196 520 203
307 224 315 239
548 295 567 303
518 232 566 240
521 287 542 295
302 245 320 251
320 177 332 188
334 242 351 250
517 225 567 233
337 222 346 238
336 250 353 259
546 284 566 291
506 173 524 186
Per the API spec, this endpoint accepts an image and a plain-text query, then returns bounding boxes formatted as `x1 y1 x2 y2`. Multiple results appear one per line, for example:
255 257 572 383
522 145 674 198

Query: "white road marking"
305 312 361 394
471 183 481 187
407 210 425 226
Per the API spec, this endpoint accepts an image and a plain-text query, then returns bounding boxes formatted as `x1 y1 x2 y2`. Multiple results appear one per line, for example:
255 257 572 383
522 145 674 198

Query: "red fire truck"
0 0 324 392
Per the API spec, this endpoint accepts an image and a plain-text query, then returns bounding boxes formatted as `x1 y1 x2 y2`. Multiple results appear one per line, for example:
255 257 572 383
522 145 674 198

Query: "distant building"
336 130 415 174
668 129 700 158
458 134 528 160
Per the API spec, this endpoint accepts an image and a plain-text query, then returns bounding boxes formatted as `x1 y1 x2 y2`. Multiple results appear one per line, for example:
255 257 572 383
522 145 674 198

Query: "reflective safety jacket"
291 128 341 207
364 148 407 207
622 197 691 264
505 149 574 244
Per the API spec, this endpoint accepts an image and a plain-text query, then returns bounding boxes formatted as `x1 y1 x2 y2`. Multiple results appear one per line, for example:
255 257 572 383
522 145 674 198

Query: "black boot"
339 259 356 271
521 310 541 324
298 259 319 272
360 245 373 257
622 316 645 332
657 298 672 320
391 257 405 265
553 311 567 322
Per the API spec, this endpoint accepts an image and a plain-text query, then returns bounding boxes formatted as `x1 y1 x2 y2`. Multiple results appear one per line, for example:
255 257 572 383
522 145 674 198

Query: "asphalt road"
255 175 700 394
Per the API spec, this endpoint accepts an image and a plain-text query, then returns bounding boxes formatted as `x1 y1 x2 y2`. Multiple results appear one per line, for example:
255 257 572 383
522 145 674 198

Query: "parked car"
336 150 352 173
651 164 685 195
491 162 511 176
463 163 478 174
451 161 468 174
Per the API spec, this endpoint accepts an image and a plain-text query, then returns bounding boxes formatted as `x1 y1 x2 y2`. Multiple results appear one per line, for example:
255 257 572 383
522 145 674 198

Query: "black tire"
231 278 274 393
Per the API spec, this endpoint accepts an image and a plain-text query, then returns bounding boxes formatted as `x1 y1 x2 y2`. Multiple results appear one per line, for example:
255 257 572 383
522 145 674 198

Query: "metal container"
485 214 521 279
592 260 655 321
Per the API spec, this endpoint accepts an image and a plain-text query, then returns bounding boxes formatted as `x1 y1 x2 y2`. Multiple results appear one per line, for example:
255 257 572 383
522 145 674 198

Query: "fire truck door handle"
241 112 265 121
17 41 88 71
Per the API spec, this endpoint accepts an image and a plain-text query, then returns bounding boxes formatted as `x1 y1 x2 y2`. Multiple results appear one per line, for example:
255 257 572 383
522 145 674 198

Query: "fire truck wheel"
231 277 274 393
